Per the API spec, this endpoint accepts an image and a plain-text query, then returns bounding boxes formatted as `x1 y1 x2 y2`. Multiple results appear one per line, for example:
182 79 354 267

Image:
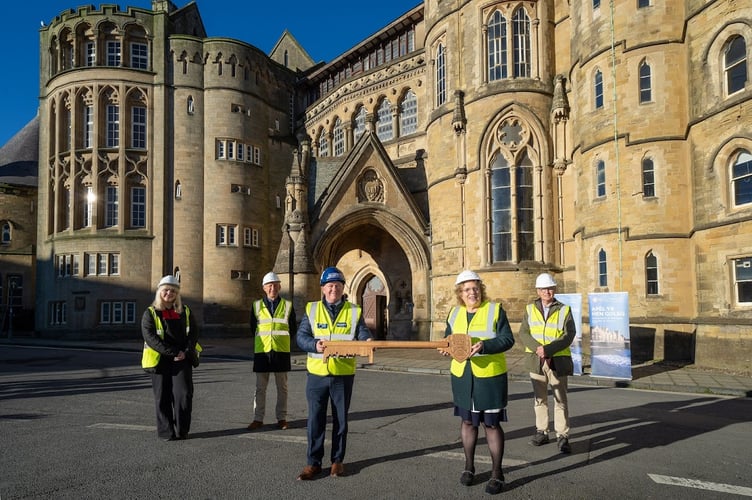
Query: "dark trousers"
150 360 193 439
305 373 354 466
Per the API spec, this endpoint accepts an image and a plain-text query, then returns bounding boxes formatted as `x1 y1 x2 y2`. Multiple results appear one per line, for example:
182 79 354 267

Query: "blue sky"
1 0 419 146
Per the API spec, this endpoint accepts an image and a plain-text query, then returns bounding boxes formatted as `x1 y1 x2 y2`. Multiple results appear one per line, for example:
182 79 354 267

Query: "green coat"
446 303 515 411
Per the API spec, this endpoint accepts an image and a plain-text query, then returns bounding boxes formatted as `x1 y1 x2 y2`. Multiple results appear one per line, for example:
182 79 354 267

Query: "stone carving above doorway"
358 169 384 203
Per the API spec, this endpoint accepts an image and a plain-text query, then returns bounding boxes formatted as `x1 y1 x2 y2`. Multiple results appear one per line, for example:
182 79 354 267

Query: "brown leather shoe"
277 420 288 430
246 420 263 430
297 465 322 480
330 462 345 477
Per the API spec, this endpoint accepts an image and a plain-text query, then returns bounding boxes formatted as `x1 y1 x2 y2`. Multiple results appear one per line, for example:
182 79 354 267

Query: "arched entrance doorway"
361 275 387 339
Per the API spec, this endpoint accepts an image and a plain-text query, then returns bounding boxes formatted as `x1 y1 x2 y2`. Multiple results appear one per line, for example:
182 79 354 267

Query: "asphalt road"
1 345 750 499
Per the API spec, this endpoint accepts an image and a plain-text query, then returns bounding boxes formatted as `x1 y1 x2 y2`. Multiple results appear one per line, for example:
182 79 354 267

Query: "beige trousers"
530 362 570 438
253 371 288 422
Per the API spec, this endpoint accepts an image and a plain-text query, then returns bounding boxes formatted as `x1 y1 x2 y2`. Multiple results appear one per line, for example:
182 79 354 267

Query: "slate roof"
0 115 39 187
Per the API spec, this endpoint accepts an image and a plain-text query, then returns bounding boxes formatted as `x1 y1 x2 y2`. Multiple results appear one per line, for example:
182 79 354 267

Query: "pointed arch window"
1 222 11 244
646 251 659 295
642 158 655 197
333 118 345 157
318 130 329 157
594 69 604 109
639 61 652 103
725 35 747 95
436 42 446 107
487 10 507 81
490 151 534 262
732 150 752 207
376 99 393 142
400 90 418 136
353 106 366 143
512 8 531 78
598 248 608 287
596 160 606 198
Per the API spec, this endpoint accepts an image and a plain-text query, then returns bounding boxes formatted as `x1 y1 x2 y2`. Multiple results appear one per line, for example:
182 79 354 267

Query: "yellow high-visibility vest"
305 301 360 376
448 301 508 378
141 306 201 368
253 298 292 353
523 303 572 357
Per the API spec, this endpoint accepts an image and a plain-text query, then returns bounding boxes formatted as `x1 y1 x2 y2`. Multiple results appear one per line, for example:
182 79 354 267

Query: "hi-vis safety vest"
141 305 201 369
305 301 361 376
447 301 508 378
253 298 292 354
524 303 572 357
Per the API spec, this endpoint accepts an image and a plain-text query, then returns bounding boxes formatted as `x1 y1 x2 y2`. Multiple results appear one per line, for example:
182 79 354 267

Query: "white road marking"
89 423 155 431
649 474 752 497
89 423 528 467
427 451 528 467
239 433 308 444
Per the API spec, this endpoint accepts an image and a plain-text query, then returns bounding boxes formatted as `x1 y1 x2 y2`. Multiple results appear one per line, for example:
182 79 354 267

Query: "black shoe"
485 476 504 495
530 430 549 446
558 436 571 453
460 470 474 486
161 435 176 442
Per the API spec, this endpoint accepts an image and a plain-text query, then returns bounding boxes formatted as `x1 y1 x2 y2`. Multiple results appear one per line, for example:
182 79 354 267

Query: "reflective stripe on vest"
141 305 193 369
253 298 291 354
305 301 360 376
448 301 508 378
524 303 572 357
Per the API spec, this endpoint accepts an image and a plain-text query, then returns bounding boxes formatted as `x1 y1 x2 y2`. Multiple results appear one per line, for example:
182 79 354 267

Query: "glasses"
462 287 480 294
161 288 177 294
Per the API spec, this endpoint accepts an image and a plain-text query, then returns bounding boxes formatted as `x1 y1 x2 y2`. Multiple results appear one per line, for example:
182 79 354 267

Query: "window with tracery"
489 119 535 262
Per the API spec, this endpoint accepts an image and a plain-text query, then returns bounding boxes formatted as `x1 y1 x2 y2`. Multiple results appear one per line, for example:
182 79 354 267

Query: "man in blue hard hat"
295 266 372 480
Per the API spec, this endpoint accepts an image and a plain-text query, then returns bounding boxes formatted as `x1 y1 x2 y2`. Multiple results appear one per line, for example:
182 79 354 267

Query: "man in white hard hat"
247 271 296 431
518 273 576 454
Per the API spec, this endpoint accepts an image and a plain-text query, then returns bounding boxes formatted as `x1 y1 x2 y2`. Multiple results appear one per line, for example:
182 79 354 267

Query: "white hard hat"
535 273 557 288
262 271 281 286
455 270 481 285
158 275 180 289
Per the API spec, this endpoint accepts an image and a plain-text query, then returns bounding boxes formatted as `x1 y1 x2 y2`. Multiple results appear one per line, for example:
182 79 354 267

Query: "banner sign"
588 292 632 380
556 293 583 376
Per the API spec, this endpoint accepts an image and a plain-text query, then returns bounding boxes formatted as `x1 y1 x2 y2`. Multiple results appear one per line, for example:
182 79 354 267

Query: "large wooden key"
321 334 472 363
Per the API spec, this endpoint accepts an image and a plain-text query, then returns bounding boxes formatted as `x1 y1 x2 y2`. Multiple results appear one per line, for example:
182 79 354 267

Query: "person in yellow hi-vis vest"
443 270 515 495
141 275 199 441
247 271 296 431
295 267 372 481
518 273 576 454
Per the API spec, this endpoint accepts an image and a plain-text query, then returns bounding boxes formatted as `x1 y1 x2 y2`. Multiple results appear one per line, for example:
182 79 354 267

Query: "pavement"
1 333 750 398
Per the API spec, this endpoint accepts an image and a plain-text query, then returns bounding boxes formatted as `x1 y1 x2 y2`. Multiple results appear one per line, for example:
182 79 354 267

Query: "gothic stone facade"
34 0 752 372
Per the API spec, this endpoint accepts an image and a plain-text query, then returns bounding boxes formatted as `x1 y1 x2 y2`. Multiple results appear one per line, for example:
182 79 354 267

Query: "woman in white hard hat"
443 270 515 495
140 275 199 441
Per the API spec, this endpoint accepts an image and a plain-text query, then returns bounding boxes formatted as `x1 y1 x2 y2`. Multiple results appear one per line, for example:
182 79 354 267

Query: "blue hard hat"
320 266 346 286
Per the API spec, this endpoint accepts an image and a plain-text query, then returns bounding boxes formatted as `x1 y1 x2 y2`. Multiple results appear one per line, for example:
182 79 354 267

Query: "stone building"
0 117 38 332
26 0 752 371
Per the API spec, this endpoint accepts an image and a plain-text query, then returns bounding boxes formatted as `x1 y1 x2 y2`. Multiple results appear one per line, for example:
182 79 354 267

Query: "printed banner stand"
556 293 583 376
588 292 632 380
